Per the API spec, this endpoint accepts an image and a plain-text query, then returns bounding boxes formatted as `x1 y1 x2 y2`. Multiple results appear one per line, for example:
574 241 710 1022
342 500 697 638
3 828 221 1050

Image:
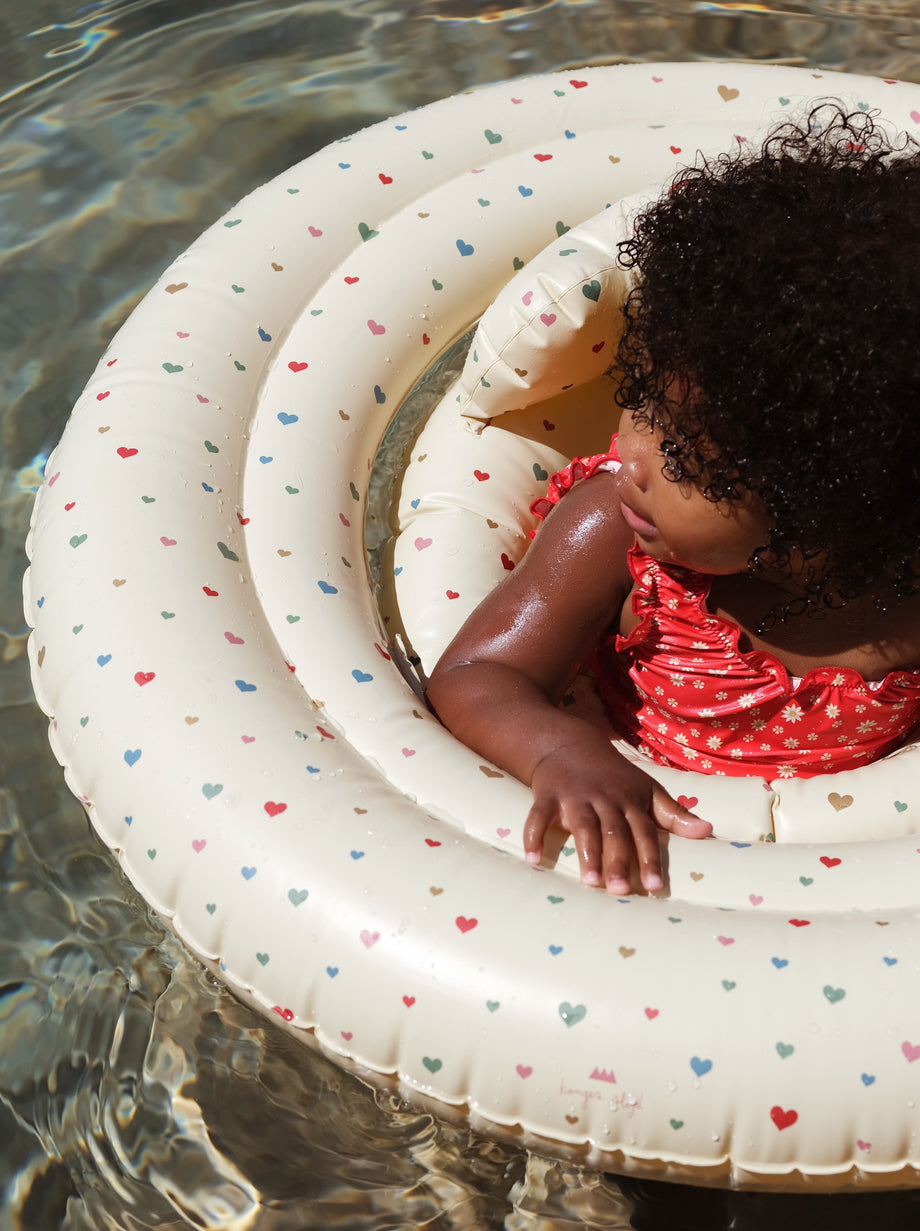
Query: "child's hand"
523 740 712 894
426 469 710 895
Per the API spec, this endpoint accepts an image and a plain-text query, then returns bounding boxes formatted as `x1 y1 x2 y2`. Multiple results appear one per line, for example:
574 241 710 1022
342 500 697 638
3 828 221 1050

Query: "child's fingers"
522 799 557 866
619 807 664 892
585 806 654 895
650 785 713 839
599 817 635 895
565 805 606 887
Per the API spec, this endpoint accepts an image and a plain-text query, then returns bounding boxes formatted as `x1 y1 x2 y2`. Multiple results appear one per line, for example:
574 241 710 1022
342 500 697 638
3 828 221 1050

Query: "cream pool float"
23 62 920 1189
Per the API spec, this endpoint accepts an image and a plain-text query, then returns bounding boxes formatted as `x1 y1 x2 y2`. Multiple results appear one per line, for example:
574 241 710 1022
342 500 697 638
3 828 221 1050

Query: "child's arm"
427 472 711 894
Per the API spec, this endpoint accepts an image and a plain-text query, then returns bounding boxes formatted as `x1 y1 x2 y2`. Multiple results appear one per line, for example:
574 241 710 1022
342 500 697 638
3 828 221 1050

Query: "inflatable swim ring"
24 62 920 1189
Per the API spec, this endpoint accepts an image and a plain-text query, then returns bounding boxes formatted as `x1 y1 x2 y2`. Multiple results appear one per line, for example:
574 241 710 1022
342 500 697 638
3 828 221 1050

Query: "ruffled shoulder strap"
530 435 621 522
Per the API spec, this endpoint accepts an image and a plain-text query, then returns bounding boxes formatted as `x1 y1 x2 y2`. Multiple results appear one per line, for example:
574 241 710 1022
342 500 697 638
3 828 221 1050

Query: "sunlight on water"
4 0 920 1226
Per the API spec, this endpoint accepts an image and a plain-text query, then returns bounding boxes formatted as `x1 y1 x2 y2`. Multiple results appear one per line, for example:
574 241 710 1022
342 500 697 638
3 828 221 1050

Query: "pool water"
5 2 920 1227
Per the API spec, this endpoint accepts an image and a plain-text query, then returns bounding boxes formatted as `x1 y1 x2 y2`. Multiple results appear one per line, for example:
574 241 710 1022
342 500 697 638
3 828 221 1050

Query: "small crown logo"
589 1067 617 1084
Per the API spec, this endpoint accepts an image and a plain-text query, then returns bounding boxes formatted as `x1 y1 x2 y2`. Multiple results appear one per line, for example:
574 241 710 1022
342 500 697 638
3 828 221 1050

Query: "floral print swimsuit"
532 439 920 779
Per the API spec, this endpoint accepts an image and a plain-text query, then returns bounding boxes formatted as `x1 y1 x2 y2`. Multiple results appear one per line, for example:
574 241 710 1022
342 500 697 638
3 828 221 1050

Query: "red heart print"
591 341 605 353
474 470 490 481
677 795 698 810
788 918 810 927
534 153 553 162
501 553 515 571
644 1007 659 1019
117 446 138 459
65 502 75 511
403 995 415 1007
770 1106 798 1131
273 1007 294 1021
425 838 441 847
287 361 308 372
670 145 682 154
819 856 841 868
203 586 219 596
378 173 393 184
237 512 250 525
570 79 587 88
344 276 359 285
96 391 110 401
446 590 459 600
455 916 478 933
134 671 155 686
264 801 287 817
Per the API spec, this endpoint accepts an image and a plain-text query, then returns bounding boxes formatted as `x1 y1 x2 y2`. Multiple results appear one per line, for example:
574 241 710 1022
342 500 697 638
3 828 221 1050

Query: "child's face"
615 408 771 575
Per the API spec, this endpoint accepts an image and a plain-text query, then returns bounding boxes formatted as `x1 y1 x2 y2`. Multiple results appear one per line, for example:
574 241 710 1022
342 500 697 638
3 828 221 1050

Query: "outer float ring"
24 63 920 1188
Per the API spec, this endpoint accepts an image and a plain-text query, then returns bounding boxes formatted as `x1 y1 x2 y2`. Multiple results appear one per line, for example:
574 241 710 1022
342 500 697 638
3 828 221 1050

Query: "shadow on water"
5 0 920 1226
621 1177 920 1231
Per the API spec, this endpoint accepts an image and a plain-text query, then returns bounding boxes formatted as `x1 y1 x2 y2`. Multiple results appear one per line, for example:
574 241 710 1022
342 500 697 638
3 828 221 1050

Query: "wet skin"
427 410 920 894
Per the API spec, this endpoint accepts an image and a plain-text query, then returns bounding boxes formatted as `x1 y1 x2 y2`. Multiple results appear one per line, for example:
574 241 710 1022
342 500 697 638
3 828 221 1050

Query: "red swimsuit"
532 440 920 779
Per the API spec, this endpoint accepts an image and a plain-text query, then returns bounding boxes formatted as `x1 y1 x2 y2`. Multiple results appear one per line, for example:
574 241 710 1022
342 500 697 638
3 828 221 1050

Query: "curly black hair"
614 103 920 620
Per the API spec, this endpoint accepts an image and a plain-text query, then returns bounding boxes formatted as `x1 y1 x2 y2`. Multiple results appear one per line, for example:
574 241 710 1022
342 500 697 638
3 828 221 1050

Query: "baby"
427 103 920 896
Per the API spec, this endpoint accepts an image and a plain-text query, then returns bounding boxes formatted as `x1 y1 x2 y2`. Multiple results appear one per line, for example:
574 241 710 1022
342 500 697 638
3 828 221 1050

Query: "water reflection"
5 0 920 1225
0 723 632 1227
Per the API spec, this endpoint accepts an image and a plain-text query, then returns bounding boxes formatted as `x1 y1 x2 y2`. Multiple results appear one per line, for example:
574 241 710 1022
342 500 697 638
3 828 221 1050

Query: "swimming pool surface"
5 1 920 1226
